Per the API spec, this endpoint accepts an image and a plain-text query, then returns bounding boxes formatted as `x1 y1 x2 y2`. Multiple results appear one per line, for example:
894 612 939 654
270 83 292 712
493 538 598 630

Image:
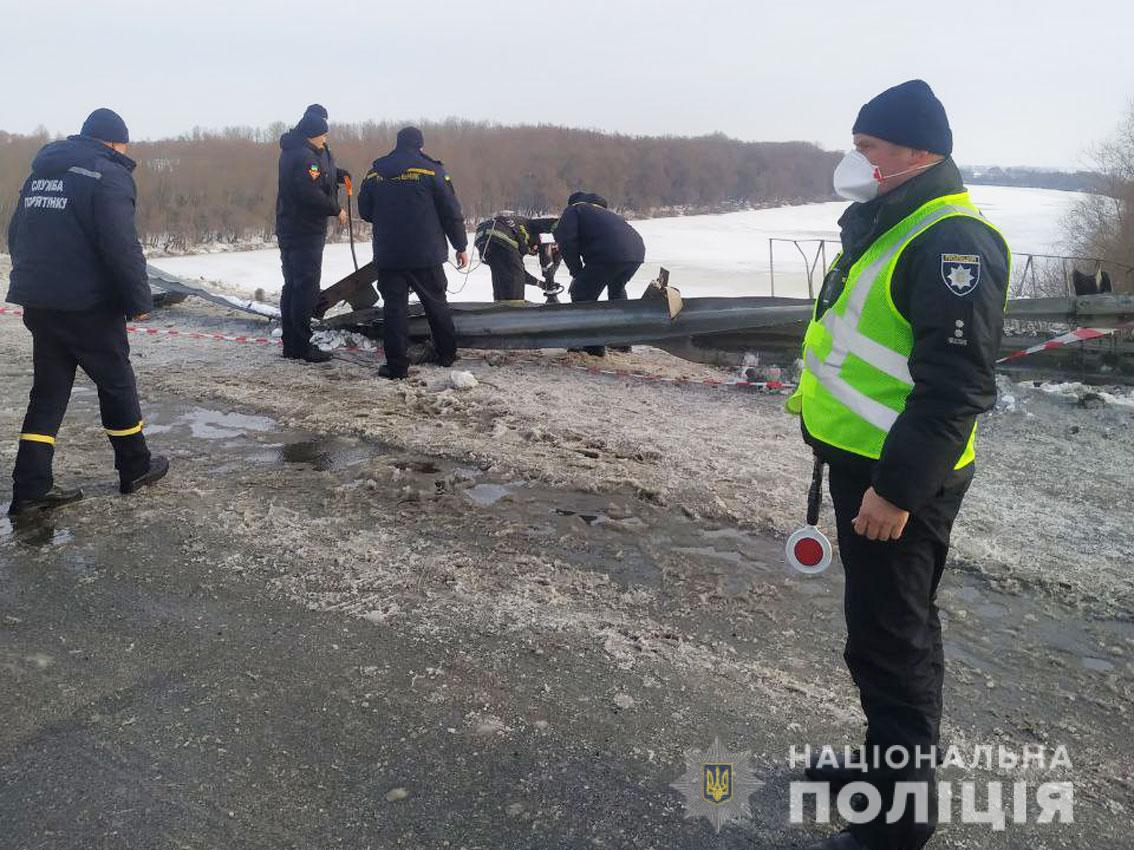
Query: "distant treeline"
1 120 841 252
961 165 1104 193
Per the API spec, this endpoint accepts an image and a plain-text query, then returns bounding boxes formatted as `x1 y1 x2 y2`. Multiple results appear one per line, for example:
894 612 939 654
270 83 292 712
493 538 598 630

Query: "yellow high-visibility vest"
787 191 1009 469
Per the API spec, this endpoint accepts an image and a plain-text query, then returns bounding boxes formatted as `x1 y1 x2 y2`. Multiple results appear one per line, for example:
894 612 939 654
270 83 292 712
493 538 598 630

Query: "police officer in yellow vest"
788 81 1010 850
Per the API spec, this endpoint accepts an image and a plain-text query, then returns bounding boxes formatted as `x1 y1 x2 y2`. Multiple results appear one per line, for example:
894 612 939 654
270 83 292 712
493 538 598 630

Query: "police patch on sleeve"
941 253 981 296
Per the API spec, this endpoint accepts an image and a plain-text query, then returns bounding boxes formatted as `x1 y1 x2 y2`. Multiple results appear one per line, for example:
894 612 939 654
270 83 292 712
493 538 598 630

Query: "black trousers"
12 308 151 501
828 462 974 850
478 242 543 301
567 260 640 303
279 242 324 355
568 261 641 354
376 266 457 374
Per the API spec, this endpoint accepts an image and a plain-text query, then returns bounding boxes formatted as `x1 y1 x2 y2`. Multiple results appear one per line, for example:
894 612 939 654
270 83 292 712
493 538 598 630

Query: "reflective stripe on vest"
795 191 1007 466
478 228 520 250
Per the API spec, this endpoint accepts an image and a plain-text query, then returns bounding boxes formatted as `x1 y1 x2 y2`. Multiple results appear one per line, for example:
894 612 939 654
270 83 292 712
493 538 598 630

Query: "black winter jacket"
6 135 151 317
275 130 343 247
805 158 1010 512
552 198 644 276
357 143 467 270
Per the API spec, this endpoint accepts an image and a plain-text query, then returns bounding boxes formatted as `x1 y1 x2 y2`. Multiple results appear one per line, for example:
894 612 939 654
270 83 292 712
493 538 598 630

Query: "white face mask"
833 150 883 202
833 149 936 203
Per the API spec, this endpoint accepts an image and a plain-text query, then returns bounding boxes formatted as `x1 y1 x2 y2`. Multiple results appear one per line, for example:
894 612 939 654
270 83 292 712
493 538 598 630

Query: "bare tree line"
2 120 840 253
1063 105 1134 294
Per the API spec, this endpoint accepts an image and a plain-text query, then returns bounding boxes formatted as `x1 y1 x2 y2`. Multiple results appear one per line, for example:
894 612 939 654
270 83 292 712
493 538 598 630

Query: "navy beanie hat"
852 79 952 156
80 108 130 143
396 126 424 149
305 103 328 119
567 191 587 205
296 112 329 138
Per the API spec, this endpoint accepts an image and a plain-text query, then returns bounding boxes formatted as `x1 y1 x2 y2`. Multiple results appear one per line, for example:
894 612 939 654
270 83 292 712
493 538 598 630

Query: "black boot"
378 364 408 380
121 455 169 495
437 352 459 368
609 345 631 353
302 347 333 363
8 486 83 516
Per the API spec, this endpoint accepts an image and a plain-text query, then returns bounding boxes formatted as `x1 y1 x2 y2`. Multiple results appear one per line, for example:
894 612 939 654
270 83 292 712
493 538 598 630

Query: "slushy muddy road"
1 268 1131 848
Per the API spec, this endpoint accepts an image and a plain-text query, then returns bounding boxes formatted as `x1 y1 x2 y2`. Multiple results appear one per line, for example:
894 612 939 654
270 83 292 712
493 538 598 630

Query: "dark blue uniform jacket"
357 143 467 270
275 130 343 248
7 135 152 317
552 196 645 276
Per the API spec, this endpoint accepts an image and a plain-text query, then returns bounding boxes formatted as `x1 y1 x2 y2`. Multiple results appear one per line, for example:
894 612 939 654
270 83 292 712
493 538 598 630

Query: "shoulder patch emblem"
308 163 321 181
941 253 981 296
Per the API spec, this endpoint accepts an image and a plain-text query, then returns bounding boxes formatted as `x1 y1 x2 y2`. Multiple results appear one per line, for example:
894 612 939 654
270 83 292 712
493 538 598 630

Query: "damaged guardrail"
147 264 281 319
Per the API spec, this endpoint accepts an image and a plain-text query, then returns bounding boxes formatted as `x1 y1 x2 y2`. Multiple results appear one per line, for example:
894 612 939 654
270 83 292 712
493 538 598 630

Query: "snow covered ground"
154 185 1083 303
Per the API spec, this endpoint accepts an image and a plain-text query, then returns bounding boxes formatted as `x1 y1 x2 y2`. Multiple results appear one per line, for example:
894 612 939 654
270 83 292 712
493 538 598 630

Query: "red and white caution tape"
0 306 382 354
1 305 282 346
126 323 283 346
1 306 789 390
997 321 1134 364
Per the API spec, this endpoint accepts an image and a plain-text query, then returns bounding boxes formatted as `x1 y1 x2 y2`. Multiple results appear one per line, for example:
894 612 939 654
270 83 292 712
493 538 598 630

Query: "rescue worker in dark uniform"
552 191 645 355
5 108 169 515
301 104 353 207
357 127 468 380
275 106 349 362
786 81 1011 850
473 213 560 301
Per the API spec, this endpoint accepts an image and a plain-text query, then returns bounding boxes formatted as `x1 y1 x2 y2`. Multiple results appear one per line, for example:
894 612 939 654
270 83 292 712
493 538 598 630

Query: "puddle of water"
944 585 1011 622
247 450 286 466
278 439 375 472
392 459 441 474
465 483 515 507
954 586 983 604
176 409 277 440
0 516 74 548
1081 656 1116 673
554 508 606 526
975 602 1008 620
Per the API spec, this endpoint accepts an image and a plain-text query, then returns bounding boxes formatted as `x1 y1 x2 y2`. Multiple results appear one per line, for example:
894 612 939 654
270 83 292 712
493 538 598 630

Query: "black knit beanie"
80 108 130 143
296 112 329 138
852 79 952 155
396 126 424 149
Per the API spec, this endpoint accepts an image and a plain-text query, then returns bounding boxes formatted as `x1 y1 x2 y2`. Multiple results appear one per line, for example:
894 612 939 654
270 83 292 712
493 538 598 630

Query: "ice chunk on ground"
449 371 478 391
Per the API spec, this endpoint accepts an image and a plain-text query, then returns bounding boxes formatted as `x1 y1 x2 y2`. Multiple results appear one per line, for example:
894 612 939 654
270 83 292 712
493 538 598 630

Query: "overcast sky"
3 0 1130 169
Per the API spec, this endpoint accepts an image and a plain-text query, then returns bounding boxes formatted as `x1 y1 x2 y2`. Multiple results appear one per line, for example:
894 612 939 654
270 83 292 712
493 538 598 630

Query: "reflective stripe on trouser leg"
105 420 144 437
104 427 151 481
12 437 56 502
19 432 56 445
